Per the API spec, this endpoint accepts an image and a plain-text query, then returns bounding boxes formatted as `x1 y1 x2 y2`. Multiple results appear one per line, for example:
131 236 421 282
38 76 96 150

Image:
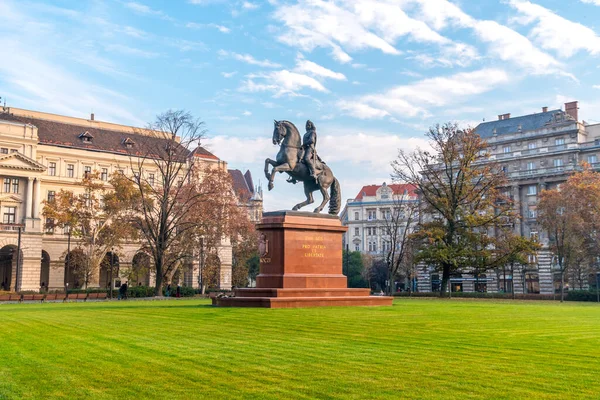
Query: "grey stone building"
418 101 600 295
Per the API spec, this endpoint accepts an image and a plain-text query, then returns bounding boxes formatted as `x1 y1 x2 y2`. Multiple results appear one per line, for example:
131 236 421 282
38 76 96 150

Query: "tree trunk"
440 264 450 298
560 270 565 303
511 262 515 300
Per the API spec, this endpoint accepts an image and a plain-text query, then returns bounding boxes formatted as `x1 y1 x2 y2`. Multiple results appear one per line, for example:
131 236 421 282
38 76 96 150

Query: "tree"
43 172 137 288
379 192 418 295
122 110 208 296
492 232 541 298
393 123 514 296
538 167 600 301
343 250 369 288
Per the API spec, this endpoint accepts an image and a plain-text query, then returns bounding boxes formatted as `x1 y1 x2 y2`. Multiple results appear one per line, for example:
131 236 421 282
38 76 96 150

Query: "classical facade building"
0 106 232 292
417 101 600 294
228 169 263 223
340 183 417 254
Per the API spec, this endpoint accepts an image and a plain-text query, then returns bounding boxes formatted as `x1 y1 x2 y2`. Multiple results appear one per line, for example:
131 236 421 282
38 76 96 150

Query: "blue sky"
2 0 600 211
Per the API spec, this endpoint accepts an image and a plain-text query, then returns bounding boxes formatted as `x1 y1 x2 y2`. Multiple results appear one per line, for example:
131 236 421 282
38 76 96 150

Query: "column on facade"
33 178 41 218
25 177 34 219
511 184 521 236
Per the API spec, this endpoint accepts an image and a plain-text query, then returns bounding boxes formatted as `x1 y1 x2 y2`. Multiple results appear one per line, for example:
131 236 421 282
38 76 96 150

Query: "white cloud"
240 70 327 97
339 68 510 119
410 0 566 76
124 2 173 21
273 1 400 63
242 110 252 116
272 0 477 65
594 85 600 89
581 0 600 5
218 49 281 68
122 26 147 38
509 0 600 58
337 101 390 119
105 44 160 58
295 59 346 80
187 22 230 33
242 1 259 9
222 71 237 78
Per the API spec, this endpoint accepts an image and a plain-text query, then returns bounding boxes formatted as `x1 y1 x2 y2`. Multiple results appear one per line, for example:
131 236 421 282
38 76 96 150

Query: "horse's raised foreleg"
268 162 292 191
292 184 314 211
264 158 278 181
314 184 330 213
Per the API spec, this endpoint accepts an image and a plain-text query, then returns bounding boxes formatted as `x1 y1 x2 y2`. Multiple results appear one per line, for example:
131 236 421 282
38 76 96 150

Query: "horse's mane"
279 120 301 146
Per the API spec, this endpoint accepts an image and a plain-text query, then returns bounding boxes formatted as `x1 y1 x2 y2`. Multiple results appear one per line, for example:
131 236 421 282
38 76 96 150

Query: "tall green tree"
392 123 515 296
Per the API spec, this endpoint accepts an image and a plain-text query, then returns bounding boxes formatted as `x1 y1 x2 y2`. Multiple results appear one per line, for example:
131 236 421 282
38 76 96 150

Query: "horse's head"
273 120 286 145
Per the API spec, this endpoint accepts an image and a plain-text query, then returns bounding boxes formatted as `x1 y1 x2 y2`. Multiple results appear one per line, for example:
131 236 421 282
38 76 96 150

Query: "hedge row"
566 290 600 302
394 292 559 301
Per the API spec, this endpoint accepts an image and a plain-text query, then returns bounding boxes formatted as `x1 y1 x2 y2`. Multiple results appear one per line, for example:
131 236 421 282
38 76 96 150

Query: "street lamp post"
66 225 71 296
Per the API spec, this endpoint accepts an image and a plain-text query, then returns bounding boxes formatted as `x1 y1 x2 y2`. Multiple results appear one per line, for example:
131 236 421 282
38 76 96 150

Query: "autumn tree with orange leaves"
538 166 600 301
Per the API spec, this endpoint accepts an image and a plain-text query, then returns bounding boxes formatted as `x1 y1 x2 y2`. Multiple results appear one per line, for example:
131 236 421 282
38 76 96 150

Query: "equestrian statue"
265 120 341 215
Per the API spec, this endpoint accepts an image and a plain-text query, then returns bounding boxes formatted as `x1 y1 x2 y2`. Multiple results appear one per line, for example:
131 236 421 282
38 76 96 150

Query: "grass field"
1 299 599 400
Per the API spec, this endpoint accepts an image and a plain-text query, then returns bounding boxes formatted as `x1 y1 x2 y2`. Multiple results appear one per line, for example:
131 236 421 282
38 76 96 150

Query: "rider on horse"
302 120 319 181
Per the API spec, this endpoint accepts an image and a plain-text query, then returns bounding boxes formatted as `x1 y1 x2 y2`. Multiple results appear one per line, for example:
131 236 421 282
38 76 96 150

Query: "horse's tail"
328 177 341 215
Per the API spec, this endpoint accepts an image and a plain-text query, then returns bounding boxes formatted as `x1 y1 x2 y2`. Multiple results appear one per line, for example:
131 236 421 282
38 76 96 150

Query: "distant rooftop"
354 183 416 201
474 102 579 139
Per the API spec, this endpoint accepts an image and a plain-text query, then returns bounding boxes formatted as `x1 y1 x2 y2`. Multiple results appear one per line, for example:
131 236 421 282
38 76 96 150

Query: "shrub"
566 290 600 302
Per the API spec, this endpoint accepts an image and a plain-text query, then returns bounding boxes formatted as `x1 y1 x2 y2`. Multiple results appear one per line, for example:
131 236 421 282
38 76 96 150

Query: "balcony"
0 223 25 232
508 164 576 179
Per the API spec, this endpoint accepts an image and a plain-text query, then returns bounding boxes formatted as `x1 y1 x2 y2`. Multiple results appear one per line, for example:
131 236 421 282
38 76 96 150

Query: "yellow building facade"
0 107 232 292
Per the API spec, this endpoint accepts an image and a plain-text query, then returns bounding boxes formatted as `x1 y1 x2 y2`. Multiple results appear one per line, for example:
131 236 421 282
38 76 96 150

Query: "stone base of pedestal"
213 211 393 309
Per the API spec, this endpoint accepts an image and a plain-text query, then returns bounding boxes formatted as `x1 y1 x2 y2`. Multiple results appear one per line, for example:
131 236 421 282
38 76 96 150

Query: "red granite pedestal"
214 211 393 308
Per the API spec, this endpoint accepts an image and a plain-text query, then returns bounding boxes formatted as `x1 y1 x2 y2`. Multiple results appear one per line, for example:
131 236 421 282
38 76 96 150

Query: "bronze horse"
264 120 341 215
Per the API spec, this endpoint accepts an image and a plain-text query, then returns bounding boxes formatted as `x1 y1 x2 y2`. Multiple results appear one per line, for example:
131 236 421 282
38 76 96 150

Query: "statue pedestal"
214 211 393 308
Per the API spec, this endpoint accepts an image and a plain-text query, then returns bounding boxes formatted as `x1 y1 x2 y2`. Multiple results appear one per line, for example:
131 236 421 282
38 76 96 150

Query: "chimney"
503 113 511 120
542 106 548 113
90 113 95 121
498 114 503 120
565 101 578 121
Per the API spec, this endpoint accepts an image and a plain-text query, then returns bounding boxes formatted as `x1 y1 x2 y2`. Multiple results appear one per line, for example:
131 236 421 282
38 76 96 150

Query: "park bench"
86 292 108 300
0 293 13 301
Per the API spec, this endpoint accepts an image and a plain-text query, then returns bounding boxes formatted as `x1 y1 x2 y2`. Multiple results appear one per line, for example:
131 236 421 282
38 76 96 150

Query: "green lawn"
1 299 599 400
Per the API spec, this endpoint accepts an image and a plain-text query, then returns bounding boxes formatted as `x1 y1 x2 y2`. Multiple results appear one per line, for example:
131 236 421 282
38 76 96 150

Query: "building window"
526 162 535 171
354 227 359 237
528 142 536 150
148 173 155 186
10 149 17 153
354 244 360 251
47 191 55 203
101 168 108 181
84 166 92 177
48 162 56 176
588 155 597 164
555 138 565 146
45 218 55 234
503 146 511 154
3 178 10 193
0 148 8 154
527 185 537 196
354 212 359 221
528 209 537 219
117 169 125 175
367 209 376 220
3 207 16 224
553 159 563 167
501 166 508 174
530 231 539 242
11 179 18 194
67 164 74 178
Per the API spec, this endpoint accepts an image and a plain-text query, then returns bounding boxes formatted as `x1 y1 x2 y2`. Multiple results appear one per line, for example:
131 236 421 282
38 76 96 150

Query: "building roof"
354 183 416 200
0 111 217 160
228 169 254 198
191 146 219 160
474 109 567 138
